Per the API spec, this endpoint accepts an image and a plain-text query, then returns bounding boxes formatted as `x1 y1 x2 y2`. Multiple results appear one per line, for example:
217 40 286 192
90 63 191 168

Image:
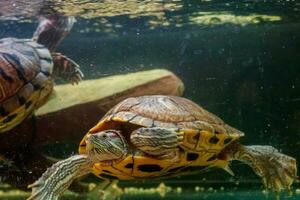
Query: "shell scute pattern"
2 38 41 72
103 95 243 137
18 83 34 100
81 95 244 180
0 53 34 101
0 38 52 99
111 111 137 123
123 95 197 122
0 38 53 132
27 95 296 199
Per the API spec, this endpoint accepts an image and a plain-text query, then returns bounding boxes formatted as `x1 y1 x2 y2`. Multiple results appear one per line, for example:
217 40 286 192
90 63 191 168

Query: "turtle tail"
33 14 75 52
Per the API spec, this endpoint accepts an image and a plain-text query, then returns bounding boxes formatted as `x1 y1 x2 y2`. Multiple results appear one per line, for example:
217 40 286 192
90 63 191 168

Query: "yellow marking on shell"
84 126 240 180
195 131 222 151
0 89 39 132
187 151 216 165
112 116 128 123
180 129 200 150
180 129 239 151
179 129 239 166
112 156 134 175
0 72 54 131
33 78 54 108
92 155 175 180
170 150 231 175
90 149 233 180
132 156 173 178
93 156 134 180
91 152 229 180
93 163 135 180
79 106 243 180
88 120 106 134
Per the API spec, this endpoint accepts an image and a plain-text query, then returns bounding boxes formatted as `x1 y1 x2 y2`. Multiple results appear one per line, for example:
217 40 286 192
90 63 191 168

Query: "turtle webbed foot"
68 66 84 85
242 145 297 192
52 52 84 84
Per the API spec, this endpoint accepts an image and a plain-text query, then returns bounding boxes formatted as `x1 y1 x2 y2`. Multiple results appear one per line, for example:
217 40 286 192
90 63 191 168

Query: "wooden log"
0 69 184 149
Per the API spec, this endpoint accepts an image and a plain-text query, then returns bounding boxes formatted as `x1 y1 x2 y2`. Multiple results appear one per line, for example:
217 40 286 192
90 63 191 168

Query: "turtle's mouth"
85 134 94 152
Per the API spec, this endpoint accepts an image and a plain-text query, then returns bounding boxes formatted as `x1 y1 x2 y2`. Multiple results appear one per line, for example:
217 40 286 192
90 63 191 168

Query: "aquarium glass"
0 0 299 199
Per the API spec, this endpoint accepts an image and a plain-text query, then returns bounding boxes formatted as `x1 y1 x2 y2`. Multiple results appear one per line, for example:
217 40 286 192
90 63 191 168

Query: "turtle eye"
106 131 120 138
102 134 107 139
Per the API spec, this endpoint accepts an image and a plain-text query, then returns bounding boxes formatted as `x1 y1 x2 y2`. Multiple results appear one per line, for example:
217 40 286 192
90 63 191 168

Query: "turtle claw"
262 152 296 192
69 66 84 85
51 52 84 84
242 146 297 193
66 63 84 85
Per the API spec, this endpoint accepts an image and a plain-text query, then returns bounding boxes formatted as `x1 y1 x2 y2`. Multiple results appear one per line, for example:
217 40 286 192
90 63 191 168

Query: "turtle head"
85 130 128 163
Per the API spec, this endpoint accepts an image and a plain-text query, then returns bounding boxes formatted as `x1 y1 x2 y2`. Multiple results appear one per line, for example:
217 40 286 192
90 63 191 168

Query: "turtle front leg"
52 52 84 84
28 155 92 200
33 15 75 51
224 142 297 192
130 127 183 161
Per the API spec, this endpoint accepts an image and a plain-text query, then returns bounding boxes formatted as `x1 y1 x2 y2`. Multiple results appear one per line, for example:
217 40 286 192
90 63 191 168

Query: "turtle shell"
79 95 244 180
0 38 53 132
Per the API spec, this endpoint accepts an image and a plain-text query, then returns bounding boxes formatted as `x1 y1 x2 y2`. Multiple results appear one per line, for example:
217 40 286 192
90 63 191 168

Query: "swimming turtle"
0 15 83 133
28 95 297 200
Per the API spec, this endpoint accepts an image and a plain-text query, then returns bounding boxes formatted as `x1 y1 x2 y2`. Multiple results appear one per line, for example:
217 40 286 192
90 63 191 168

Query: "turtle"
28 95 297 200
0 14 83 133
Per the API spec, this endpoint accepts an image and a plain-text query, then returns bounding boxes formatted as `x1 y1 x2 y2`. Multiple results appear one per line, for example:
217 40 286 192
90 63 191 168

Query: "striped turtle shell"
0 38 53 132
79 95 244 180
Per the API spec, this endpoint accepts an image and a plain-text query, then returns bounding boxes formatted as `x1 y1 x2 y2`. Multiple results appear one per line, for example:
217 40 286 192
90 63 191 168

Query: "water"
0 0 299 199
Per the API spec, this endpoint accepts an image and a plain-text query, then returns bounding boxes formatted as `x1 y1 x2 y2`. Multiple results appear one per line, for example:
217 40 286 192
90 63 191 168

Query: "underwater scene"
0 0 299 199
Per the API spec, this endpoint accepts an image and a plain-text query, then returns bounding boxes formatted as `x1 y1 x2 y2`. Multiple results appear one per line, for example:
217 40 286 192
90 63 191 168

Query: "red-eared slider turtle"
28 95 297 200
0 15 83 132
